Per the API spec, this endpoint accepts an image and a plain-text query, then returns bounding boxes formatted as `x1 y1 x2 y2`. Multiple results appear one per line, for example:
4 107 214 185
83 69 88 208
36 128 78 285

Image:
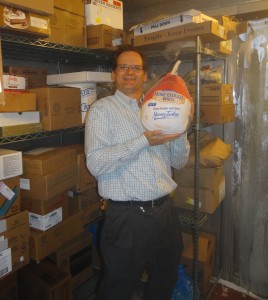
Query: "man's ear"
111 70 115 81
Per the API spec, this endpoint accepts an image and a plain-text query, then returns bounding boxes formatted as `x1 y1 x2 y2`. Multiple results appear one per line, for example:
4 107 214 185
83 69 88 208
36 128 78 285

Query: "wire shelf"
1 33 114 67
0 126 85 146
177 208 208 227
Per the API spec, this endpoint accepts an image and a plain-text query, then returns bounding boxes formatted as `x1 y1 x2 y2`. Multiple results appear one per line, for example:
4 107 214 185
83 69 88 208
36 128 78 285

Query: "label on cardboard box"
0 247 12 278
0 181 15 200
131 9 218 36
0 149 22 180
29 207 62 231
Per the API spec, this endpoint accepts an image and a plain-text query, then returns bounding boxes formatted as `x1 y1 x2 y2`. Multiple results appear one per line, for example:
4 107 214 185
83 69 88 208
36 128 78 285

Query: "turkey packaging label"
141 60 192 134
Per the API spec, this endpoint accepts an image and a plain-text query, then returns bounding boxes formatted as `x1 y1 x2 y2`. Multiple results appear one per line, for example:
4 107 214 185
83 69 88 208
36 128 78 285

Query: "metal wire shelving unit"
1 33 114 68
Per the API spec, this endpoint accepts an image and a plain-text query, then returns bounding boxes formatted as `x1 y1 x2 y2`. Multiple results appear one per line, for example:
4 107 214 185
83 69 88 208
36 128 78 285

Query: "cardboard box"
46 8 85 48
173 165 224 189
206 39 232 55
54 0 84 16
68 187 100 210
181 231 216 296
22 146 77 175
18 260 72 300
48 230 93 289
82 201 102 226
0 5 51 38
0 176 21 219
29 210 84 261
187 84 233 106
173 176 225 214
86 24 125 50
0 149 22 180
21 191 70 218
0 111 40 126
0 92 36 112
20 162 78 201
199 104 235 124
1 222 30 269
131 10 218 36
47 71 112 85
4 66 48 88
85 0 123 30
0 210 30 278
67 144 97 192
134 21 227 47
0 123 42 137
30 87 82 131
0 0 54 15
3 74 28 91
0 210 28 234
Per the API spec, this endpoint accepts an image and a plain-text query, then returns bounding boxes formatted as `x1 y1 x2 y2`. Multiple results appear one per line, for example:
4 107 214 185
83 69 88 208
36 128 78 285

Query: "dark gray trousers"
99 198 183 300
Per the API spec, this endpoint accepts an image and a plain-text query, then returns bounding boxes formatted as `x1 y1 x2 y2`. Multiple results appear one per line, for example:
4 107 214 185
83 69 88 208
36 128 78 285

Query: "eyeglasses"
116 64 144 73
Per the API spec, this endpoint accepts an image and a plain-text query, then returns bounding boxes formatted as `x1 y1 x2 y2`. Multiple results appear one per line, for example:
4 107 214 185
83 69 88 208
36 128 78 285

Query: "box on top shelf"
0 0 54 15
86 24 125 50
54 0 84 16
3 74 28 91
85 0 123 30
0 5 51 38
0 148 22 180
45 7 85 48
134 21 227 47
130 9 218 37
0 92 36 112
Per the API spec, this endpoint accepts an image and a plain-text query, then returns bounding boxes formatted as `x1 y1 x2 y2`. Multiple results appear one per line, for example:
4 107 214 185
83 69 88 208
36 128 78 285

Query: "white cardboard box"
47 71 112 85
0 112 40 126
130 9 218 36
0 149 23 180
85 0 123 30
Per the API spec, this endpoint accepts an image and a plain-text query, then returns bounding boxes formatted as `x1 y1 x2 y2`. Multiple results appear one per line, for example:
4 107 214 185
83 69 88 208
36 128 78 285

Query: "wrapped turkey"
141 60 192 134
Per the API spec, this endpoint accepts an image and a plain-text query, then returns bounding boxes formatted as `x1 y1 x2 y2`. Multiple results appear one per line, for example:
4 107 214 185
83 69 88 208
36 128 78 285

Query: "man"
85 45 193 300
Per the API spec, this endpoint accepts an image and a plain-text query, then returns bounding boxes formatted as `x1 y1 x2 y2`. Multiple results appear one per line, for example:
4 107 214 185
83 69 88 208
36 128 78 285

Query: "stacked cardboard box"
181 231 216 296
48 230 93 290
187 84 235 124
173 165 225 214
67 144 102 226
29 87 82 131
18 259 72 300
20 146 78 231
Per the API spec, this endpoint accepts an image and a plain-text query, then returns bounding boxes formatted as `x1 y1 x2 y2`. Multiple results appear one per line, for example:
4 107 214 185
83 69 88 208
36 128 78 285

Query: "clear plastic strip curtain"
232 18 268 298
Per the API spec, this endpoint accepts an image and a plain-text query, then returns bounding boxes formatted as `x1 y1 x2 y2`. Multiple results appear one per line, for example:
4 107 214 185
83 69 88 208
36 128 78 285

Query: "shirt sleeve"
169 132 190 170
84 103 149 177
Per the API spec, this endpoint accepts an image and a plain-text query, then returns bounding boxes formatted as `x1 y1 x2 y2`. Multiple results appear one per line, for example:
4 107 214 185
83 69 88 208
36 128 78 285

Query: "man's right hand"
144 130 183 146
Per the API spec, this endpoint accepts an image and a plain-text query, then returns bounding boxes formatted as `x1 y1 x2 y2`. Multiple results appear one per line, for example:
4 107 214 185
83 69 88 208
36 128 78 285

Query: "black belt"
109 193 172 208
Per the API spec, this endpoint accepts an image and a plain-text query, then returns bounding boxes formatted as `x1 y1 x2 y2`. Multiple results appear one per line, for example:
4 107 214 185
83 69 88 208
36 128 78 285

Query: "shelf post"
193 34 202 300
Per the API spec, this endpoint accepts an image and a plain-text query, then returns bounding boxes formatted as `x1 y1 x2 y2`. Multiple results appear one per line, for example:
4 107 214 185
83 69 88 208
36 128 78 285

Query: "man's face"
111 51 147 97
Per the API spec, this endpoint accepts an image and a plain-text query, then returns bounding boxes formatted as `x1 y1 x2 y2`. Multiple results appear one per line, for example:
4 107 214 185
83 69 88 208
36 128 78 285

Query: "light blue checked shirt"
84 90 190 202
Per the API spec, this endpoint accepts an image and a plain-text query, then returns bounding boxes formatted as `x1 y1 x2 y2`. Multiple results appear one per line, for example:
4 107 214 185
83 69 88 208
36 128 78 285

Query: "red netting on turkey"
141 60 192 134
